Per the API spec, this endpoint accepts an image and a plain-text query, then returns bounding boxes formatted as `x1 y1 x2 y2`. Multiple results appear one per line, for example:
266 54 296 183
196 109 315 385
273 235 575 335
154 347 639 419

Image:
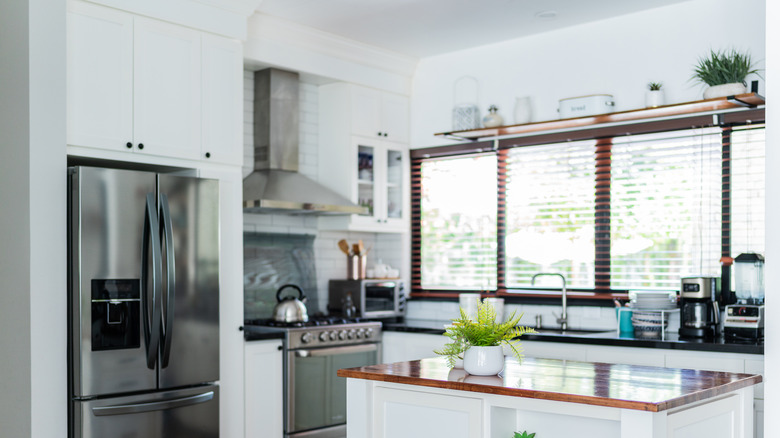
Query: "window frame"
410 108 765 301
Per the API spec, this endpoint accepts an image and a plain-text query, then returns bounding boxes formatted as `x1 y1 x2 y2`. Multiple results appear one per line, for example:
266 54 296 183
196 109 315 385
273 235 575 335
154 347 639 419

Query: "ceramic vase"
482 105 504 128
645 90 665 108
703 83 747 99
463 345 505 375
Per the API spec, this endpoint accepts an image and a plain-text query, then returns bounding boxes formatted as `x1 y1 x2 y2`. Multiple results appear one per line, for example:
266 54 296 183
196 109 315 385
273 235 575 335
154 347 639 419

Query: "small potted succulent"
514 432 536 438
434 301 535 375
692 49 761 99
645 82 664 108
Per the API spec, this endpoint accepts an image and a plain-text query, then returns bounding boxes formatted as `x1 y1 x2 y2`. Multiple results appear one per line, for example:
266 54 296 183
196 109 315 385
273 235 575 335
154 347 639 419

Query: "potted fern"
434 301 535 375
692 49 761 99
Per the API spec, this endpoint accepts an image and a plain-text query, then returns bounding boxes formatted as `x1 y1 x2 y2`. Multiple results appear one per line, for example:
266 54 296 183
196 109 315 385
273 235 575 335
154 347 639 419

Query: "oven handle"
293 343 379 357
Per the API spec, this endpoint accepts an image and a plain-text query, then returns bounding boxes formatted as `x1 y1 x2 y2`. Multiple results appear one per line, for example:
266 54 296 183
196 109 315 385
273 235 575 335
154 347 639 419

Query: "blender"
724 253 765 341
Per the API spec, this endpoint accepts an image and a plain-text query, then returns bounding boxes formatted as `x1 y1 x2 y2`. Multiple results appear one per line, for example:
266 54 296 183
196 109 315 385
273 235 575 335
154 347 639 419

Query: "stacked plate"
631 311 669 338
630 291 677 310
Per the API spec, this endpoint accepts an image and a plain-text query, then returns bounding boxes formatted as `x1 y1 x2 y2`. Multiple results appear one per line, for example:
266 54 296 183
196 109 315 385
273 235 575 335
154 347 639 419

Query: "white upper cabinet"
201 35 243 165
67 3 133 152
318 83 410 233
349 85 410 143
133 16 201 160
67 1 242 166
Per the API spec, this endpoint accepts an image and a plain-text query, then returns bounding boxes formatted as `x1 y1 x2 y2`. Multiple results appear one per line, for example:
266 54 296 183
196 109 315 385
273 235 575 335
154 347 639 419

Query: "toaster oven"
328 279 405 319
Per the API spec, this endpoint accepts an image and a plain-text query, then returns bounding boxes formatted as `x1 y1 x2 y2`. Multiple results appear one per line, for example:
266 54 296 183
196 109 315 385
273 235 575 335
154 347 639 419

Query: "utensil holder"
347 255 366 280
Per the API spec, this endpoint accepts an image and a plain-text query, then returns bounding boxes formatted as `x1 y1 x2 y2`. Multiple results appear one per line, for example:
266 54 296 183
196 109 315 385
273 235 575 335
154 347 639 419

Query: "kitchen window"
411 111 765 298
419 154 497 290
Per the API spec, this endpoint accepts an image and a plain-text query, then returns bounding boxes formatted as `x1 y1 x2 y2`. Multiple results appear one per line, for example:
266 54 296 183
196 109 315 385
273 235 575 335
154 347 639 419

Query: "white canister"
458 293 480 320
513 96 533 124
483 297 505 322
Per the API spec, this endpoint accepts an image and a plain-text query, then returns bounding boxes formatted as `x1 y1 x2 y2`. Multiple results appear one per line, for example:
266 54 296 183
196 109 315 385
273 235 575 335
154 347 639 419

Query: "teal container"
616 308 634 334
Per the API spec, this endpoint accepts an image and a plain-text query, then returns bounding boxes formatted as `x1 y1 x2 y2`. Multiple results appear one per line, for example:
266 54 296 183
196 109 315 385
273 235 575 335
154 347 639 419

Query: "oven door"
362 281 398 318
286 343 380 436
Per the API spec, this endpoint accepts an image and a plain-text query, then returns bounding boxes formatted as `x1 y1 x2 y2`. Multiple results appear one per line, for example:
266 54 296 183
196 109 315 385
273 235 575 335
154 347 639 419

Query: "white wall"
410 0 766 148
241 71 404 314
0 0 67 436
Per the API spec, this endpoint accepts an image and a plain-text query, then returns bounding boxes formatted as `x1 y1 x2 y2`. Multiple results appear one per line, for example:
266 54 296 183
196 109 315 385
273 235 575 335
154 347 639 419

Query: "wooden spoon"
357 239 365 255
352 243 360 256
338 239 351 255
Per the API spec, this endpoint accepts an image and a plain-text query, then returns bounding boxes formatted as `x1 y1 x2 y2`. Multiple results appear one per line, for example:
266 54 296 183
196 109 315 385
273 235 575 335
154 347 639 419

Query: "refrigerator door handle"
159 194 176 368
91 391 214 417
141 192 163 369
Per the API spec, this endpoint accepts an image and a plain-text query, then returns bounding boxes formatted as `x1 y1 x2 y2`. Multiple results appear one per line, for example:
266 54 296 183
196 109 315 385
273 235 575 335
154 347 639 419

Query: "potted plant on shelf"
645 81 664 108
514 432 536 438
692 48 761 99
434 301 535 376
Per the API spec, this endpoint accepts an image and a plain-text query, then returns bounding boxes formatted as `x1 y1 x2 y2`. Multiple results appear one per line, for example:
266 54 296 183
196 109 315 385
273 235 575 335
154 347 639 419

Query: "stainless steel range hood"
243 68 366 215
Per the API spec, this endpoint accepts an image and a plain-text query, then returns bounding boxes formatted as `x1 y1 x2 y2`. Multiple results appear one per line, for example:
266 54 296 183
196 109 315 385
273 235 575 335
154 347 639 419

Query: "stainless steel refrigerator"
68 166 220 438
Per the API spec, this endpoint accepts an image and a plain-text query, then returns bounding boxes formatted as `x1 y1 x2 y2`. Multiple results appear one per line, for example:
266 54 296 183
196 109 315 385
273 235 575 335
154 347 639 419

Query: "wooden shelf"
435 93 765 141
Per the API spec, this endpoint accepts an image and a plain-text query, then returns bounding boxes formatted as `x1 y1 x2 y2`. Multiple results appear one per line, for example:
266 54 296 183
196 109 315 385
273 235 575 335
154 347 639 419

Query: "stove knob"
301 332 313 344
356 329 365 339
347 329 357 340
329 331 338 341
365 328 374 339
338 330 347 340
319 331 329 342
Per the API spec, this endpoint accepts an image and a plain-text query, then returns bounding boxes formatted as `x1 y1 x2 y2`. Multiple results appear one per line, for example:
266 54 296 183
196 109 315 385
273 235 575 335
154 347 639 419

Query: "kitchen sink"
530 328 613 336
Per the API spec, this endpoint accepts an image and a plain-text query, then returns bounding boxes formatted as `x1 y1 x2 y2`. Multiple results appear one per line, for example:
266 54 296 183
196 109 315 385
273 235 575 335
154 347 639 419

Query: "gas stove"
245 316 382 349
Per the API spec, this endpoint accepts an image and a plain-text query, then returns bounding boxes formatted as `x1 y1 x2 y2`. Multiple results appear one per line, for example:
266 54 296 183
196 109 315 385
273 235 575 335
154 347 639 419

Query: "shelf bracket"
443 134 479 142
726 95 756 108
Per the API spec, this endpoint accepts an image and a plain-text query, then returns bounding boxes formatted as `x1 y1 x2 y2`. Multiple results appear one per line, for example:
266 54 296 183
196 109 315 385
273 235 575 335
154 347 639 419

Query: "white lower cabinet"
245 339 283 438
373 385 482 438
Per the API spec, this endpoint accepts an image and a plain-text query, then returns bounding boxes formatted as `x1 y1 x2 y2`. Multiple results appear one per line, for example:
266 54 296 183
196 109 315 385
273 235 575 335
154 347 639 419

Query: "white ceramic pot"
463 345 505 376
703 83 747 99
645 90 665 108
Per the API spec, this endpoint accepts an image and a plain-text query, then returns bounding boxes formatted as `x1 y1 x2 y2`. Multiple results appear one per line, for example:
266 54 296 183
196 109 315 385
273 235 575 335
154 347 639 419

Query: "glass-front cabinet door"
385 147 405 222
357 144 377 218
350 137 408 230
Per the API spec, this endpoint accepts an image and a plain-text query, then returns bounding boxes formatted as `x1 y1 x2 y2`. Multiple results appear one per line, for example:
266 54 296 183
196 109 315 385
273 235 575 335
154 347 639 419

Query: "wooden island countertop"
337 356 761 412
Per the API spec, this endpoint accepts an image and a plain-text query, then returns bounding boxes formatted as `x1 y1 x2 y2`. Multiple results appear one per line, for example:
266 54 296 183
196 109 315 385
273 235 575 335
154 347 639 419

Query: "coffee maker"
679 277 720 339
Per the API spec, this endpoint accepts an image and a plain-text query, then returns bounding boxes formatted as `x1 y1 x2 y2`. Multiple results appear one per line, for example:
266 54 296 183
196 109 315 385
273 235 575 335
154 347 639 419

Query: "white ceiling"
255 0 693 58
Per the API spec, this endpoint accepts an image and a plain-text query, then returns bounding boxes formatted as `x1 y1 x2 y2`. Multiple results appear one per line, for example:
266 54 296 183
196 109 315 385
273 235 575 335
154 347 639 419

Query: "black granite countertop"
383 319 764 355
243 325 285 341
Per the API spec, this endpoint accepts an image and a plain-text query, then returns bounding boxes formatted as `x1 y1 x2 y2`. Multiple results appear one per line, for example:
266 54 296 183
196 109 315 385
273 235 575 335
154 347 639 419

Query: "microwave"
328 279 406 319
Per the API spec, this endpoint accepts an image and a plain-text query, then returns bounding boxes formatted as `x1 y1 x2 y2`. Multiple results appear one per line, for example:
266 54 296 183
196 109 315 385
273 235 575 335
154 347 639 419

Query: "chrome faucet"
531 273 568 331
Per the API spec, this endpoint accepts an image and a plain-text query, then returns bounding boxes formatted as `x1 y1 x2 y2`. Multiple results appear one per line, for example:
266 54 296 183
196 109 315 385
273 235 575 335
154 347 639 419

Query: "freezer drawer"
73 384 219 438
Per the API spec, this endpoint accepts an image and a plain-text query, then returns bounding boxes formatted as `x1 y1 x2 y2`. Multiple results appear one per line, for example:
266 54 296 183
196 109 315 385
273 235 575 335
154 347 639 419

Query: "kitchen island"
338 357 761 438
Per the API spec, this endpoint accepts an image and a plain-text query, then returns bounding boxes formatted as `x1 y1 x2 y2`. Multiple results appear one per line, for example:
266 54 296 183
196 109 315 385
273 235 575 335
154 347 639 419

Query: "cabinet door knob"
138 143 144 150
377 132 382 136
205 152 211 158
383 132 388 137
126 142 133 149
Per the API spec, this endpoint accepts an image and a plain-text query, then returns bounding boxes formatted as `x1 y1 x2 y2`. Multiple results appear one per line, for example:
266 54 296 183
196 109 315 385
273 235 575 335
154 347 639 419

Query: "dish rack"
626 291 679 340
630 309 679 340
